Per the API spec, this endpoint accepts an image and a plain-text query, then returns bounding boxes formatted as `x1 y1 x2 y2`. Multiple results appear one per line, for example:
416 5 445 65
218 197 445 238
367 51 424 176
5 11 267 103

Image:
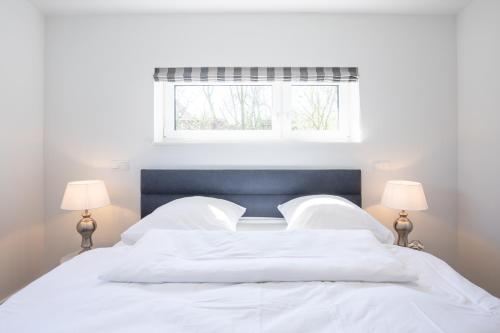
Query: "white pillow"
278 195 394 244
121 196 246 244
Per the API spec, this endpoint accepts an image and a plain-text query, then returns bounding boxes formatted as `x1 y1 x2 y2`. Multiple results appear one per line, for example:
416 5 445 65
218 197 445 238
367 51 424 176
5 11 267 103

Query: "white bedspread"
102 230 416 283
1 232 500 332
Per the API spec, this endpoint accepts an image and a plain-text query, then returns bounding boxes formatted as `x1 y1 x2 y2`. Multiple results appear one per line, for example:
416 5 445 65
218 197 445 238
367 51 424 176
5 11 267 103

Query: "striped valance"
154 67 358 82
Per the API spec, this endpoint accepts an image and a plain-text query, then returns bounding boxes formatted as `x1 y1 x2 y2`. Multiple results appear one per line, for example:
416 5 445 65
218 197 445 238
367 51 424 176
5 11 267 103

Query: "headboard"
141 169 361 218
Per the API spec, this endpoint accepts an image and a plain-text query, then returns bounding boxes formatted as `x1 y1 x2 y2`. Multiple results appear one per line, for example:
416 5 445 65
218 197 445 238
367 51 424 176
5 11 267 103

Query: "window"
175 84 273 131
154 67 360 143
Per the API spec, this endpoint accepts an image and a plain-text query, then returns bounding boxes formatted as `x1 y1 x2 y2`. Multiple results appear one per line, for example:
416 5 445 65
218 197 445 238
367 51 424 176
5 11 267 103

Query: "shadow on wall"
0 223 45 300
457 226 500 297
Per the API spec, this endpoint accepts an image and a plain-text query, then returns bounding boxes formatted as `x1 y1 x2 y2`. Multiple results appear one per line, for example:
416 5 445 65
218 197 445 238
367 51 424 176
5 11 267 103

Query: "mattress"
236 217 286 231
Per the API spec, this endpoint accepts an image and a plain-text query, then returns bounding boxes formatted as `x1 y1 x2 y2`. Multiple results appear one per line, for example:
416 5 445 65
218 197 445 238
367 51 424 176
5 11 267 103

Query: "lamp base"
77 209 97 253
393 210 413 247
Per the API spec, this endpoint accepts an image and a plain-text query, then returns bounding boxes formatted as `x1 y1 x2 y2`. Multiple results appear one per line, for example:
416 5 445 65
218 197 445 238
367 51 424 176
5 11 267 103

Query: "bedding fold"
101 229 417 284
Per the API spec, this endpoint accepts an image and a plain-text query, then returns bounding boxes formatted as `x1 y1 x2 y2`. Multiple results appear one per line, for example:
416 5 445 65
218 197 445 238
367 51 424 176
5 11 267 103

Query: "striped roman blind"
153 67 358 82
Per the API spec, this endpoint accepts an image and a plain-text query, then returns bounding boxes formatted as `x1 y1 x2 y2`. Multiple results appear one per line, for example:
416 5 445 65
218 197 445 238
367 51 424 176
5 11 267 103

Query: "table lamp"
61 180 110 253
381 180 428 247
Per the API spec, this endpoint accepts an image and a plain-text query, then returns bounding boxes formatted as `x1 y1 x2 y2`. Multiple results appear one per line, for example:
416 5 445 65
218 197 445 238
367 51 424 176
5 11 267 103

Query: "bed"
1 169 499 333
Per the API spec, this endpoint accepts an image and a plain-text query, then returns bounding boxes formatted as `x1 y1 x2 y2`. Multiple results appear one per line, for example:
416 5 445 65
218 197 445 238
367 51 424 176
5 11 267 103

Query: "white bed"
2 170 500 332
1 225 500 333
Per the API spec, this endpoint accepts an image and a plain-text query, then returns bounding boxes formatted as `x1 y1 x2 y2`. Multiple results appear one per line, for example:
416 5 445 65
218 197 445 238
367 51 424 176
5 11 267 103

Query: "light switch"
111 160 130 171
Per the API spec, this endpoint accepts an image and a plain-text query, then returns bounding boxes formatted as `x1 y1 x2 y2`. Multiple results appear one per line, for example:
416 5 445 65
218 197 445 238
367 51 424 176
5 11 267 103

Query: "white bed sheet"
102 230 416 284
1 241 500 332
113 218 286 247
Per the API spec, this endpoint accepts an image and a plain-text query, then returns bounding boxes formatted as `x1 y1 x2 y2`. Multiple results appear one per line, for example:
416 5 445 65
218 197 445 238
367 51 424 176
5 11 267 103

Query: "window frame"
154 80 360 143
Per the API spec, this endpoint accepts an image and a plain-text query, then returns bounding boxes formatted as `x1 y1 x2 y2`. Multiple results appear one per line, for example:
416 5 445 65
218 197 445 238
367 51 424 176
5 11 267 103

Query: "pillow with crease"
278 195 394 244
121 196 246 244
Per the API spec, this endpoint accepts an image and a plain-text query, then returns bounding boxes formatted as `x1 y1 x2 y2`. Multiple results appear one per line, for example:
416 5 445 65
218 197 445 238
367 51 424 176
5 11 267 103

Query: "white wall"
457 0 500 296
44 14 458 270
0 0 45 299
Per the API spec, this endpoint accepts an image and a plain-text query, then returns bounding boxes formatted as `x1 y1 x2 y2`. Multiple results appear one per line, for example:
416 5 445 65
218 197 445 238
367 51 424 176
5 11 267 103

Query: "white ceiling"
29 0 472 15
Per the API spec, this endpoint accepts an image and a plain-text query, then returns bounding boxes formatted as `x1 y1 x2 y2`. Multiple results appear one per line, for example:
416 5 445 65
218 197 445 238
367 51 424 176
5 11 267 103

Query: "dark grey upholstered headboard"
141 169 361 218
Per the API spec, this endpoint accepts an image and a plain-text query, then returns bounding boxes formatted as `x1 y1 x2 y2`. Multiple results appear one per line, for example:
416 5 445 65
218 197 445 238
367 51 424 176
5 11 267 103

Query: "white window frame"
154 81 360 143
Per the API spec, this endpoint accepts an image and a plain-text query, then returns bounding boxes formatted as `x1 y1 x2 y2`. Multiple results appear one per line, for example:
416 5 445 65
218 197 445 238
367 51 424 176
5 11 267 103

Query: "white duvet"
102 229 416 283
1 230 500 333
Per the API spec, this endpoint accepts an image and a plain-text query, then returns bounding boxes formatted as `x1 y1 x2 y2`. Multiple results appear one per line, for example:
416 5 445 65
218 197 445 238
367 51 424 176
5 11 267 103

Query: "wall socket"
372 160 392 171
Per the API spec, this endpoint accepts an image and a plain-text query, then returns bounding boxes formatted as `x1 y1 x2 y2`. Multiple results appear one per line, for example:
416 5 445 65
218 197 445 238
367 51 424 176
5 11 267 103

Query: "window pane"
290 85 339 131
175 85 273 130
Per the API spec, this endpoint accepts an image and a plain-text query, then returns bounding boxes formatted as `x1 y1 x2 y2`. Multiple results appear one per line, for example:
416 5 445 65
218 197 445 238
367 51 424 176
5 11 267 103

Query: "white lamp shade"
381 180 428 211
61 180 110 211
